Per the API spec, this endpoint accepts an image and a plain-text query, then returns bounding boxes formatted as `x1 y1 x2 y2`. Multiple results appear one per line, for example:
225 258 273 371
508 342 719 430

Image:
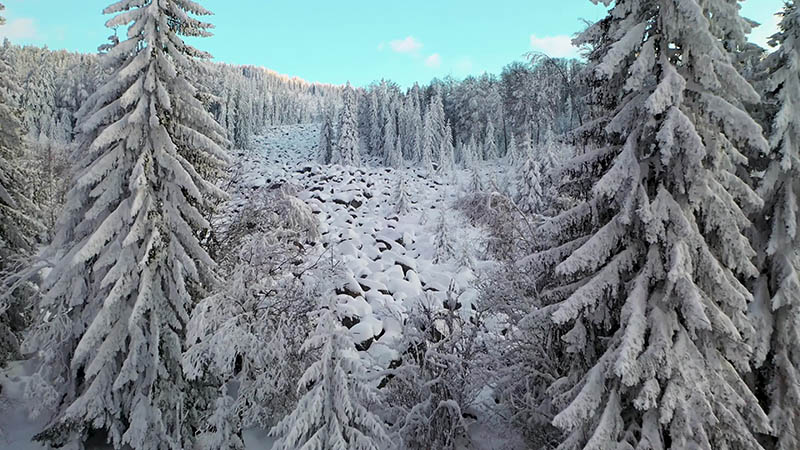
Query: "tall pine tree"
24 2 229 448
531 0 772 448
334 84 361 166
0 1 41 367
752 3 800 448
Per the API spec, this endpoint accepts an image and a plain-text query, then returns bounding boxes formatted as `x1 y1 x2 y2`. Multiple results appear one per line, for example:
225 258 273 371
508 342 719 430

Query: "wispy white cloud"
529 34 578 58
0 17 40 41
425 53 441 68
389 36 423 54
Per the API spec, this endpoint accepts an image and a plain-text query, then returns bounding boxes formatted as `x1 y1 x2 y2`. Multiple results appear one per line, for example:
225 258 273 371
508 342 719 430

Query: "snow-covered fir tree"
318 105 336 164
270 299 389 450
395 177 412 215
515 156 544 215
426 92 447 161
433 210 455 263
23 2 229 448
752 3 800 448
484 120 498 160
400 93 422 160
333 83 361 166
467 168 484 193
382 110 396 162
529 0 772 448
438 122 455 175
462 134 478 169
0 1 41 368
421 106 437 168
538 125 562 175
387 133 404 168
368 90 382 153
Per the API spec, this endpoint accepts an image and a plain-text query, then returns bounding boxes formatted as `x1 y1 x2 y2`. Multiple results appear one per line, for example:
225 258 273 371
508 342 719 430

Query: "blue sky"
0 0 783 87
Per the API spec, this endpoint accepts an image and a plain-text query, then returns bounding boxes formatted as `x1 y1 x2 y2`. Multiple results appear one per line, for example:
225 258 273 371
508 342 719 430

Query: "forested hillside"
0 1 797 450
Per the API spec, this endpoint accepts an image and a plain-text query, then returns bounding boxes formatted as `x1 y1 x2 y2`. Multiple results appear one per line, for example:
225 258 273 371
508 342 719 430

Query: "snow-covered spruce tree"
318 106 336 164
438 122 455 175
484 120 498 160
270 300 390 450
432 210 456 264
751 4 800 448
400 94 420 160
421 106 437 167
462 134 478 169
428 92 447 161
0 1 42 368
334 83 361 166
382 110 396 163
23 2 229 448
395 177 412 215
529 0 772 448
387 134 404 169
368 90 382 154
538 125 562 175
516 156 544 215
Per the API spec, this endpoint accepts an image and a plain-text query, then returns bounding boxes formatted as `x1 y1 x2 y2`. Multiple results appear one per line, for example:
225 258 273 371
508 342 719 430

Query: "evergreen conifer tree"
531 0 772 448
484 121 498 160
270 301 389 450
751 3 800 448
24 2 229 447
0 1 42 368
334 84 361 166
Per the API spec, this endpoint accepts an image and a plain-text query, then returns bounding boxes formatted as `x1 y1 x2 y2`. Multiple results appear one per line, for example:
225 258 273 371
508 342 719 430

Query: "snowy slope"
232 124 524 449
234 125 481 362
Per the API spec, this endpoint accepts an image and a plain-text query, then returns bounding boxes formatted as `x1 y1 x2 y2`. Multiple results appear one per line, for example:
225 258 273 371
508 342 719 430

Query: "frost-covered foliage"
751 3 800 448
22 1 229 448
459 190 527 261
270 299 390 450
383 299 480 450
183 188 321 448
481 254 560 448
333 84 361 166
0 1 41 368
527 0 771 448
